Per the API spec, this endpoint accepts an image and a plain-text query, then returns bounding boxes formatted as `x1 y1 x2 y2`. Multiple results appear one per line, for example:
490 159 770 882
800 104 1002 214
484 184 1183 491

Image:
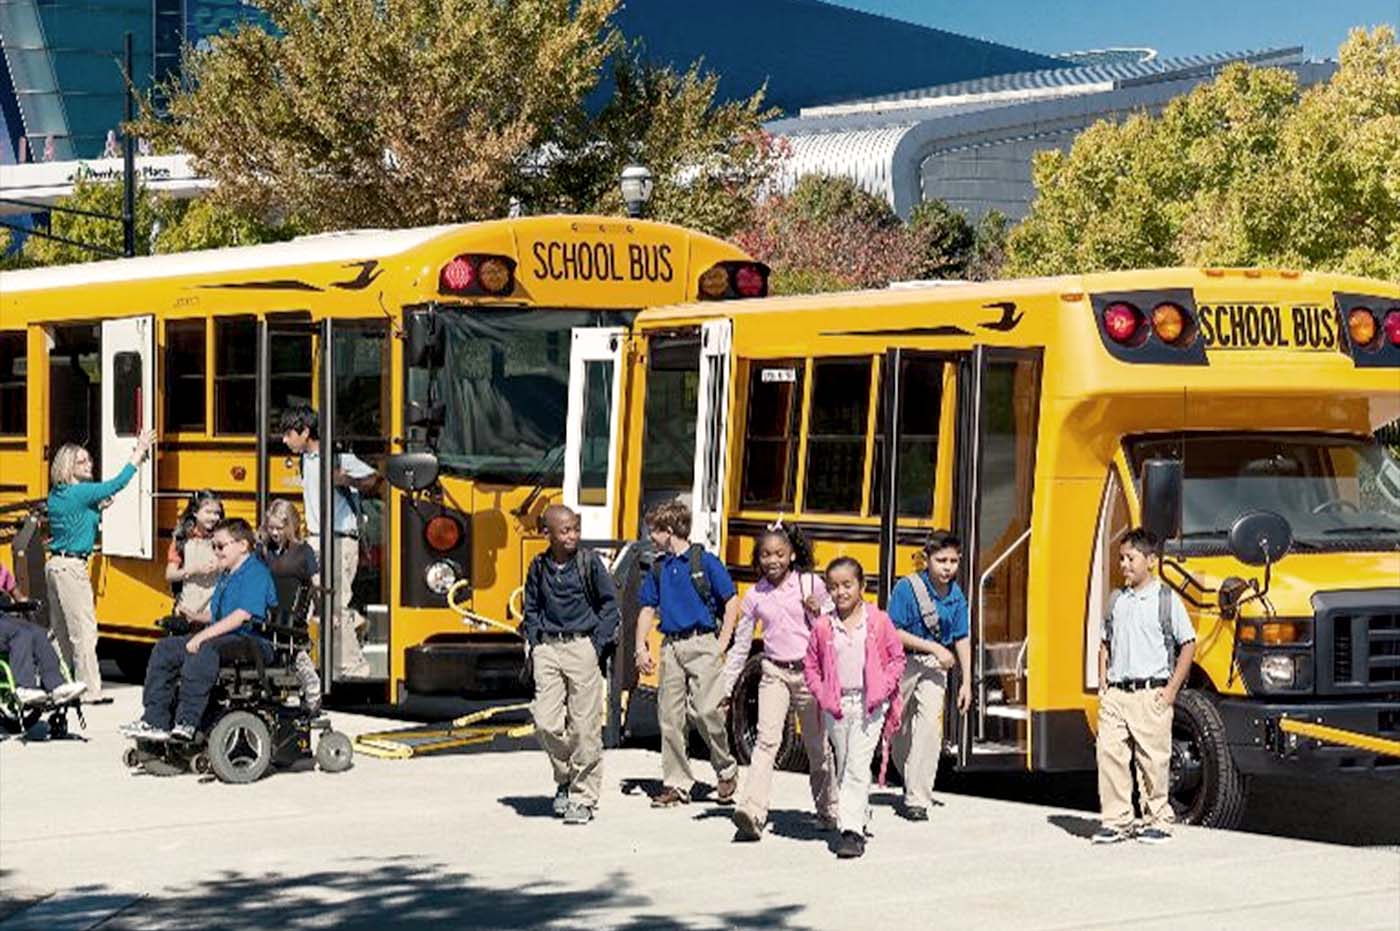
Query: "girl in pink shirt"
727 521 838 842
805 557 905 858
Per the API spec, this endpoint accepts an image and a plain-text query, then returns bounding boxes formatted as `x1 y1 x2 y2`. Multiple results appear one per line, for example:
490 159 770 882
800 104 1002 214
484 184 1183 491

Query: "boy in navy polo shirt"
634 500 740 808
124 518 278 742
887 530 972 821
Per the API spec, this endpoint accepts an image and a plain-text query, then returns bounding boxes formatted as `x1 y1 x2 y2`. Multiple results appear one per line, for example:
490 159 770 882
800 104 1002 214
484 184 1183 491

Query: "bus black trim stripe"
727 517 930 546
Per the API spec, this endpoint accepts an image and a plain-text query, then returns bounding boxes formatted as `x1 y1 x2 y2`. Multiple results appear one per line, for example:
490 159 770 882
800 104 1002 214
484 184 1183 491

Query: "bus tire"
727 655 801 770
1170 688 1248 829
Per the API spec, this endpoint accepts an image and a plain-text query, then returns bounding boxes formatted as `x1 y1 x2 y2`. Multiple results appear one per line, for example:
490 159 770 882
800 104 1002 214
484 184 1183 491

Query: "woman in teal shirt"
45 431 154 701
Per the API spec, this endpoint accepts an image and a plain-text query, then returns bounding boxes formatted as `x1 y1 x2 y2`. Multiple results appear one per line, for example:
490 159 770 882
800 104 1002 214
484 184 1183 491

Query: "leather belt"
1109 677 1169 692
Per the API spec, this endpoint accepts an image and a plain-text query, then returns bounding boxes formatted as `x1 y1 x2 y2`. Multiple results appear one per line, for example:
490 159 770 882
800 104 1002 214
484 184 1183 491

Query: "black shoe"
552 784 570 818
834 830 865 859
1091 826 1131 845
732 808 764 842
898 804 929 822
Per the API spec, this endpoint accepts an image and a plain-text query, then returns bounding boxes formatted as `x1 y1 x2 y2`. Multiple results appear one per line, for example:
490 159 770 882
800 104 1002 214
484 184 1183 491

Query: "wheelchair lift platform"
352 701 534 759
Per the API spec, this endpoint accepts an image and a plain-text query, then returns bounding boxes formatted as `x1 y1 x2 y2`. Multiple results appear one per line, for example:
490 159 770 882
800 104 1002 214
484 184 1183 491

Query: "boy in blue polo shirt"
634 500 740 808
887 530 972 821
124 518 278 742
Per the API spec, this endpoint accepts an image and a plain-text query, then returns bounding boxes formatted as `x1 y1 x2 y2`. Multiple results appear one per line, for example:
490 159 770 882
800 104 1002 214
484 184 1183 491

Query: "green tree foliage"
137 0 777 237
734 174 1000 294
1007 27 1400 278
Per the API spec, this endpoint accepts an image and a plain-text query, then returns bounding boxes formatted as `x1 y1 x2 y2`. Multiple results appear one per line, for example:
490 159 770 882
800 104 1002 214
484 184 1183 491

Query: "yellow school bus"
0 216 767 707
573 267 1399 826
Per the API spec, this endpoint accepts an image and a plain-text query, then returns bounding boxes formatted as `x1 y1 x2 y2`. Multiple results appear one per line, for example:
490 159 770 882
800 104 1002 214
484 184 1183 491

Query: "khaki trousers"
658 632 738 792
310 536 370 678
1097 686 1175 830
737 659 837 824
531 637 604 808
826 694 886 835
891 654 947 809
45 556 102 699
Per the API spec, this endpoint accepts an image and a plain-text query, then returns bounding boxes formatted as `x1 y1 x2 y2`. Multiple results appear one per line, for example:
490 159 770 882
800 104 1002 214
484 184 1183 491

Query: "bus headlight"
1260 654 1296 689
424 559 461 595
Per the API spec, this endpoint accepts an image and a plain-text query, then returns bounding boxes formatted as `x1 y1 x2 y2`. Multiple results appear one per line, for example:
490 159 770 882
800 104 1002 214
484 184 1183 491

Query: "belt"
663 626 716 642
538 630 591 644
49 550 91 560
1109 678 1169 692
840 687 864 697
768 657 805 672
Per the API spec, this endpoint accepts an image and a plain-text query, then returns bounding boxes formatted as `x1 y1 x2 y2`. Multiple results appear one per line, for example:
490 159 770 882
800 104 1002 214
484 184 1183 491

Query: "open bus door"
563 327 627 542
99 316 155 559
688 320 732 554
954 345 1043 768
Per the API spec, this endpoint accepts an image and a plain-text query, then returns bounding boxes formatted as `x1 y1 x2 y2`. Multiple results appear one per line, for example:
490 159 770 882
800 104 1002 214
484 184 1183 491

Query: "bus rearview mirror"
1140 458 1182 543
406 399 445 428
405 310 445 368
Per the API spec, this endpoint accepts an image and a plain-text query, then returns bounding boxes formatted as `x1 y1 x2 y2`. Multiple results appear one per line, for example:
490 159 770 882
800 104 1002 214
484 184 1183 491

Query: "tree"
137 0 778 237
1006 27 1400 278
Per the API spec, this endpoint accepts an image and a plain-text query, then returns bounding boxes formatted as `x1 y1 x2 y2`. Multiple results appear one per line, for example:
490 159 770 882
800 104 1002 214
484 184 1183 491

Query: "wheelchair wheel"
207 711 273 784
315 730 354 773
122 746 140 768
189 752 212 776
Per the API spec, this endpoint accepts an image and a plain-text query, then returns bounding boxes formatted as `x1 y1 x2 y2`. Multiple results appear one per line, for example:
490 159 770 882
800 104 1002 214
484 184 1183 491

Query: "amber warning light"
697 261 770 300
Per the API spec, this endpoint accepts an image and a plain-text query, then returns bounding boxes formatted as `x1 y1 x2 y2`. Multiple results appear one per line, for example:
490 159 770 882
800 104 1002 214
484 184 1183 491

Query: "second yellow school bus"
568 266 1399 827
0 216 767 711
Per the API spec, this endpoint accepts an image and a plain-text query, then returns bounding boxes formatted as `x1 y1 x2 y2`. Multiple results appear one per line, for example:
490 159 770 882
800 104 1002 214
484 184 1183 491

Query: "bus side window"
739 358 804 510
0 331 25 437
870 355 944 518
803 357 872 514
214 316 257 435
1085 466 1131 690
165 319 205 433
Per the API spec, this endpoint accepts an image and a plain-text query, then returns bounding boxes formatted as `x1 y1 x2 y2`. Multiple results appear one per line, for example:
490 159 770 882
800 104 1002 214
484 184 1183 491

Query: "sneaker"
1136 826 1172 845
170 722 196 742
834 830 866 859
121 720 170 741
15 687 47 707
552 784 570 818
50 682 87 704
650 786 689 808
714 775 737 806
732 808 764 842
897 804 929 822
1091 826 1132 845
562 802 594 825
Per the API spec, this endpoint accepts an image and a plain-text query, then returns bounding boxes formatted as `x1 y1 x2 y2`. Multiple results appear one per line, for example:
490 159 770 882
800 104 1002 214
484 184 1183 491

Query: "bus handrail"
976 527 1031 736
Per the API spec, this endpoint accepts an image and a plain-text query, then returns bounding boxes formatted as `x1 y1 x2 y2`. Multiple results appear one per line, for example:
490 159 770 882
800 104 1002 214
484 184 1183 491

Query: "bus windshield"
1130 433 1400 552
429 307 633 484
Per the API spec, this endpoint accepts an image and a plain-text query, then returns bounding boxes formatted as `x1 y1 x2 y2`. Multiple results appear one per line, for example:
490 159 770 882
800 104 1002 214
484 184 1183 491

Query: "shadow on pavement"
5 859 812 931
498 795 556 819
1046 814 1101 839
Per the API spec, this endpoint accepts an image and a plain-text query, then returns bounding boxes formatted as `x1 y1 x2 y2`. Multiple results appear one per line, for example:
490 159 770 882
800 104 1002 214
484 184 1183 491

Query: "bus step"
984 704 1028 721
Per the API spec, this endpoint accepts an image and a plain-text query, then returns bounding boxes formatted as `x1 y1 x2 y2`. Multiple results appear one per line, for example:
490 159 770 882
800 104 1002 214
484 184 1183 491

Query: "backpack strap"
574 547 600 611
1158 582 1178 664
687 544 713 615
904 572 941 640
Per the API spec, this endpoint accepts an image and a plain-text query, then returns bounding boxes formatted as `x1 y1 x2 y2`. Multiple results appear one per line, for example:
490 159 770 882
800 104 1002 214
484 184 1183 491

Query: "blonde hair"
49 443 89 486
259 499 305 545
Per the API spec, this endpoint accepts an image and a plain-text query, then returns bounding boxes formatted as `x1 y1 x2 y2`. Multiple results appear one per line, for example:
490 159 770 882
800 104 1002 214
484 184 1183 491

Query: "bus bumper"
1218 699 1400 778
404 641 529 697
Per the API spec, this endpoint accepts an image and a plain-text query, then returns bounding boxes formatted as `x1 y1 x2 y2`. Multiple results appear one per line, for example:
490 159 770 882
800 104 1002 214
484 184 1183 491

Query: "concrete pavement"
2 682 1397 931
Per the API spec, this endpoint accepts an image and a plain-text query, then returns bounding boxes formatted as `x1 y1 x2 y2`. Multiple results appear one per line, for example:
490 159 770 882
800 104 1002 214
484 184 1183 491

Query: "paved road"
2 683 1396 931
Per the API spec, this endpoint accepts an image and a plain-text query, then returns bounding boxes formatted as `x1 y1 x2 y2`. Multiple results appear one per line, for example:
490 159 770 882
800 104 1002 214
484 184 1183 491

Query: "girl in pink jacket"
805 557 905 858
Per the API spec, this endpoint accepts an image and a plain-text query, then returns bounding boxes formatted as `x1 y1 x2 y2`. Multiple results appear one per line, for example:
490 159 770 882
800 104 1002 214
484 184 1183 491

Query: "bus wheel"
727 655 801 770
1170 689 1247 829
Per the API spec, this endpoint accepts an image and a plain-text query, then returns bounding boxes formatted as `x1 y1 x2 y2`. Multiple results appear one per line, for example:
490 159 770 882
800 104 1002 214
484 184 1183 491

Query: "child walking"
1094 527 1196 845
804 557 905 859
724 520 838 841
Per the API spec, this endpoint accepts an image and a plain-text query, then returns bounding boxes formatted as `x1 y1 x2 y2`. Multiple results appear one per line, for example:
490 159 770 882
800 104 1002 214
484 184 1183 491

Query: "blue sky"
832 1 1398 59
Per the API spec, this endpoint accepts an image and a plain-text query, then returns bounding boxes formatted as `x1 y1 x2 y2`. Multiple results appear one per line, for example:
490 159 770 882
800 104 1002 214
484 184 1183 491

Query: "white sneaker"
121 720 170 741
16 687 47 706
50 682 87 704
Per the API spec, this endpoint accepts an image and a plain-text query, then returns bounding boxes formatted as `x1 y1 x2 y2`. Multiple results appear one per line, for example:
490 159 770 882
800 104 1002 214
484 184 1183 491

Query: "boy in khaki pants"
1094 528 1196 845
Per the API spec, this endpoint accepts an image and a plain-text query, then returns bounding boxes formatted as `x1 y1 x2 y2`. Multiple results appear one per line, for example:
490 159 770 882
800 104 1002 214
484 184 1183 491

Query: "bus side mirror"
386 452 440 492
1227 510 1292 567
405 310 444 369
405 399 445 429
1140 458 1182 543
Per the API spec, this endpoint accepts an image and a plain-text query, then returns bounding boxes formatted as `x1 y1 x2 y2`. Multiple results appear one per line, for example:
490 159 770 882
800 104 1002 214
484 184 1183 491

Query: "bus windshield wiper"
1178 529 1230 539
1321 525 1400 535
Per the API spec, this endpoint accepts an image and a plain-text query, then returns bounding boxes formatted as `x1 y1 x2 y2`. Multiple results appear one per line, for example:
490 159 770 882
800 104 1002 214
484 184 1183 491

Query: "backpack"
904 571 943 640
650 544 715 617
1103 582 1180 664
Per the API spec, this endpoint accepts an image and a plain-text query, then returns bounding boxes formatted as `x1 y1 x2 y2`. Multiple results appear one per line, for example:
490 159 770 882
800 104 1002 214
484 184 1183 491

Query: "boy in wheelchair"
1 563 86 708
122 518 277 741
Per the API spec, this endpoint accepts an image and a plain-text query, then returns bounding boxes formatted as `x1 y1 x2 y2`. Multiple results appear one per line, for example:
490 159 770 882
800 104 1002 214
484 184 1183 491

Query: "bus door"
955 346 1043 766
99 316 155 559
315 318 392 688
688 320 732 553
563 327 627 542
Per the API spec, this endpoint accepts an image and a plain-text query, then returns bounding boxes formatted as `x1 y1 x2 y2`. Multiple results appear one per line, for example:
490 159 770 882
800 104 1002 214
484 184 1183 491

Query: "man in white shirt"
280 405 374 678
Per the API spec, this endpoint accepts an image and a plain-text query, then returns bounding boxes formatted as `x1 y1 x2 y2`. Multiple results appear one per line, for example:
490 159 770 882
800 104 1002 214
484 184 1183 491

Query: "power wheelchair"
123 576 354 782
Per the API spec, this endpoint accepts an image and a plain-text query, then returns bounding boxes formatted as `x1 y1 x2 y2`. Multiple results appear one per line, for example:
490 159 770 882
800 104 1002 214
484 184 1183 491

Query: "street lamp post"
619 164 653 219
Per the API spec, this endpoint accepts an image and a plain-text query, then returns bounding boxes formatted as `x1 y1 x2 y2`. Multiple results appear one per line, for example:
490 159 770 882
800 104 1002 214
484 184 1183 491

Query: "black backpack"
530 547 605 613
649 543 714 616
